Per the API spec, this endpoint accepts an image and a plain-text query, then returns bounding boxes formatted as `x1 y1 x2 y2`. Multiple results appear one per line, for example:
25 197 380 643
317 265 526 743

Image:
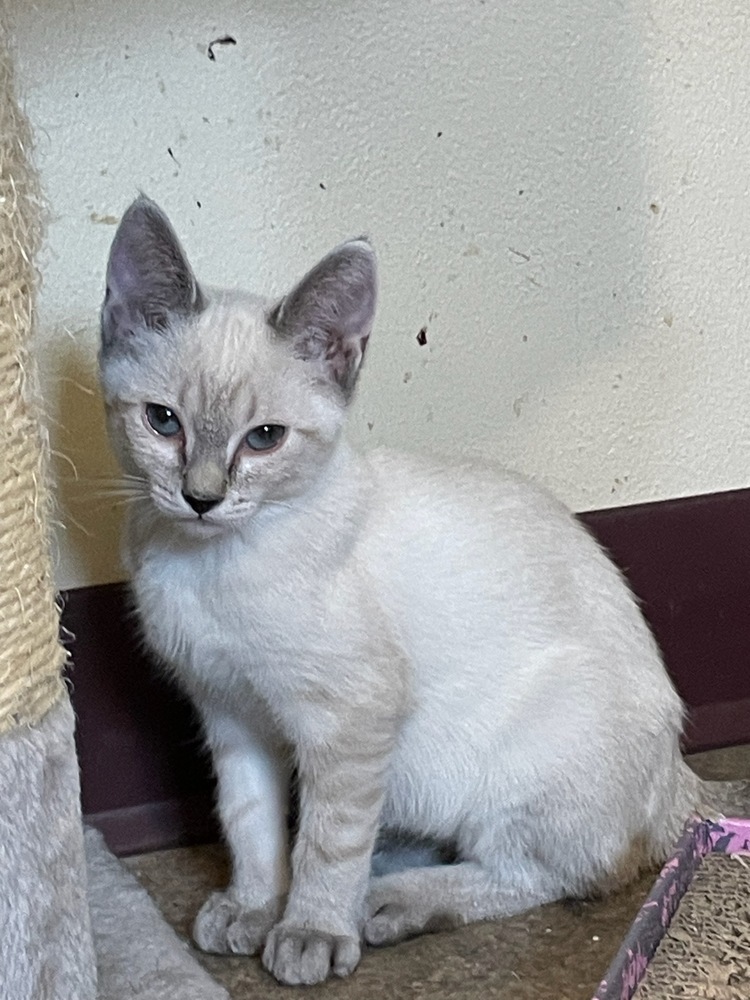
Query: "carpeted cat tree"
0 13 227 1000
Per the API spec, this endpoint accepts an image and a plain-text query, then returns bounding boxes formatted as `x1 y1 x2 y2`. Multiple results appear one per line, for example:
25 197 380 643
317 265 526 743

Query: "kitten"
100 196 724 986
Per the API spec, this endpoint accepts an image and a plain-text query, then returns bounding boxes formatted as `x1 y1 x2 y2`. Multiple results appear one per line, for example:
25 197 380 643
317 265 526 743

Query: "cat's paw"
365 882 452 946
262 923 361 985
193 891 283 955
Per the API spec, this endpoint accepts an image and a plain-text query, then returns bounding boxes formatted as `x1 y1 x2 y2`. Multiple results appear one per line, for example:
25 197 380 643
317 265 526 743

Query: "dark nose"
182 493 221 516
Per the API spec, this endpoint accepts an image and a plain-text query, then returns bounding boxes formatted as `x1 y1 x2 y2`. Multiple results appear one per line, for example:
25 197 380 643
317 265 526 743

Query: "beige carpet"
121 745 750 1000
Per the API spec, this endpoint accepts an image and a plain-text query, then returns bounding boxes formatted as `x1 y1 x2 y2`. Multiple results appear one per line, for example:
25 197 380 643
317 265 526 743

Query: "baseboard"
581 487 750 714
62 486 750 855
85 793 219 857
62 582 217 856
684 698 750 753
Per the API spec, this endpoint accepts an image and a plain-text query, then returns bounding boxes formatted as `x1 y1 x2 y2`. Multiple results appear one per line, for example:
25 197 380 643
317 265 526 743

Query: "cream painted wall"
9 0 750 590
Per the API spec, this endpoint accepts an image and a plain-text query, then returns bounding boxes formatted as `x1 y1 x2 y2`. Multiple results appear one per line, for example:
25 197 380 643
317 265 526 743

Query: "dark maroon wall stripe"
63 582 217 854
63 488 750 855
581 488 750 713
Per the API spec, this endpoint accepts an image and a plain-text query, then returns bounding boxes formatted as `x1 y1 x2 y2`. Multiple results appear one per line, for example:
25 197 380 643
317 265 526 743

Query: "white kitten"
99 197 722 986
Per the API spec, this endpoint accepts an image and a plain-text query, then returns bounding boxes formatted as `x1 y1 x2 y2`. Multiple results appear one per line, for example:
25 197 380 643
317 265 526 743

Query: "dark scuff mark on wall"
508 246 530 262
207 36 237 61
416 327 428 346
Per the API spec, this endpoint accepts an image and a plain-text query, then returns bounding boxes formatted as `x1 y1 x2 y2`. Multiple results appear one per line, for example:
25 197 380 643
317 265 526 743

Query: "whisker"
59 474 149 492
106 495 151 509
58 469 152 514
68 490 145 504
50 449 80 478
55 510 94 537
55 376 97 396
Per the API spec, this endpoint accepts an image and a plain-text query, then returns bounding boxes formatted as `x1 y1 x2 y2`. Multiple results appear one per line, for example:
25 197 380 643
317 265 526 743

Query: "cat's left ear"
270 239 377 397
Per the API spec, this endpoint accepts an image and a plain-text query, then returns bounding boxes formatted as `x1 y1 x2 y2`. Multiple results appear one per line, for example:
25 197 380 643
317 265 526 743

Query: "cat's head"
99 195 376 533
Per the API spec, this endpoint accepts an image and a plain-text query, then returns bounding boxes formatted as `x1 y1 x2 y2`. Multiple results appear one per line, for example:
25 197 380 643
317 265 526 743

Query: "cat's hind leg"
365 769 658 947
371 829 456 876
364 858 563 947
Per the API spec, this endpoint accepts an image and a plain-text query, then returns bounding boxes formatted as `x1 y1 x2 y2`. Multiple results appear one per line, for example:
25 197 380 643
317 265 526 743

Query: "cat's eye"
245 424 286 452
145 403 182 437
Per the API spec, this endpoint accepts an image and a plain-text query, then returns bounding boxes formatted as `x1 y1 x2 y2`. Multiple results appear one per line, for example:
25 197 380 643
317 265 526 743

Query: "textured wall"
10 0 750 589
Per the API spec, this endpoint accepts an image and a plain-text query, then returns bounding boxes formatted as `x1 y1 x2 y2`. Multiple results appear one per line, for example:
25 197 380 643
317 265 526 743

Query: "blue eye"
146 403 182 437
245 424 286 451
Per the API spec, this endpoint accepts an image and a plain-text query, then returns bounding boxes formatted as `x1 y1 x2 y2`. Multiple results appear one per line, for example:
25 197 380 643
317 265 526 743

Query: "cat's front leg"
262 722 394 985
193 705 291 956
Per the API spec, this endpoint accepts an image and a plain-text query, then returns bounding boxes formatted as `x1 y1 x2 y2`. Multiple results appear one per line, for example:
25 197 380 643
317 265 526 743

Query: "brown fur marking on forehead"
172 292 279 429
175 362 257 456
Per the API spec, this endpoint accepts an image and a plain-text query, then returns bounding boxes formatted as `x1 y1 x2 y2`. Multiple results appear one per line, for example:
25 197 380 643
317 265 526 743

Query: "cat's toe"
364 901 414 946
365 903 456 946
365 882 455 946
193 891 237 953
364 880 416 945
262 924 361 985
193 891 281 955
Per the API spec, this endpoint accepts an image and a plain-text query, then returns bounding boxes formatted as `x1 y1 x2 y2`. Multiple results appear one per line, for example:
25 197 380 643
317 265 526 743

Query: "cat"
99 195 732 986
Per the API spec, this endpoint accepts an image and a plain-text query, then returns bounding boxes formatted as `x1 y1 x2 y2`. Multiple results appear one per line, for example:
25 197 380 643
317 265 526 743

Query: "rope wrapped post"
0 21 65 736
0 13 96 1000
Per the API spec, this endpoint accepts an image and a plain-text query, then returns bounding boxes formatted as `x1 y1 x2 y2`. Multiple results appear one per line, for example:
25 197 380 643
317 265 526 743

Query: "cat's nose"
182 493 221 516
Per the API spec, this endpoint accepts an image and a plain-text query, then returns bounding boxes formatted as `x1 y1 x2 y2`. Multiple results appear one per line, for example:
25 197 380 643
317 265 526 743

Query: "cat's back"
360 446 658 669
365 445 592 559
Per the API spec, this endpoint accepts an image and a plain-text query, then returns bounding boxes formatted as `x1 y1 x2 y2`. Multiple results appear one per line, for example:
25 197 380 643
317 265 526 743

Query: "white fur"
100 211 702 985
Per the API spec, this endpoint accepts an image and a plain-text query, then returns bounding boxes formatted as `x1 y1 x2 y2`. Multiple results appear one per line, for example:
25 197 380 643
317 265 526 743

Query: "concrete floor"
124 745 750 1000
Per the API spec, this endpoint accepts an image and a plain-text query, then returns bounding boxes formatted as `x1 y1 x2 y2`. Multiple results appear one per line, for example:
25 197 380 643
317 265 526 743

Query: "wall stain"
513 393 529 418
89 212 119 225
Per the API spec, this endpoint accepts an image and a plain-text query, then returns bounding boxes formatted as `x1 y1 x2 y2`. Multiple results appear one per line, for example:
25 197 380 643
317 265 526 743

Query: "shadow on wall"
50 333 125 588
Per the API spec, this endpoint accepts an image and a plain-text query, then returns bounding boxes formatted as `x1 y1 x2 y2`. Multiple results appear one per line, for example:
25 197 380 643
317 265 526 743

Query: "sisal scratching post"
0 13 97 1000
0 0 65 742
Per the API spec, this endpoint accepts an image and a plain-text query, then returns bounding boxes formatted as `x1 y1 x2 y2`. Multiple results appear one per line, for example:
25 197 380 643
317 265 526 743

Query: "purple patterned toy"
593 817 750 1000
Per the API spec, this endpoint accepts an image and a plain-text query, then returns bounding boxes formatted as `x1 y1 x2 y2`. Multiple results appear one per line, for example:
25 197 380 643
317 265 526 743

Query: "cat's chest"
130 533 303 691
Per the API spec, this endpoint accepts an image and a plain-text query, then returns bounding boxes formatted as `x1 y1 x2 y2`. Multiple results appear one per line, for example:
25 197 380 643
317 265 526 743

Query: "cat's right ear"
100 195 204 354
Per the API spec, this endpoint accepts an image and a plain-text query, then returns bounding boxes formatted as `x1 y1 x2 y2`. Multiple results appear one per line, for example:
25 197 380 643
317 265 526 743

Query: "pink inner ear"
270 239 376 395
325 337 364 386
